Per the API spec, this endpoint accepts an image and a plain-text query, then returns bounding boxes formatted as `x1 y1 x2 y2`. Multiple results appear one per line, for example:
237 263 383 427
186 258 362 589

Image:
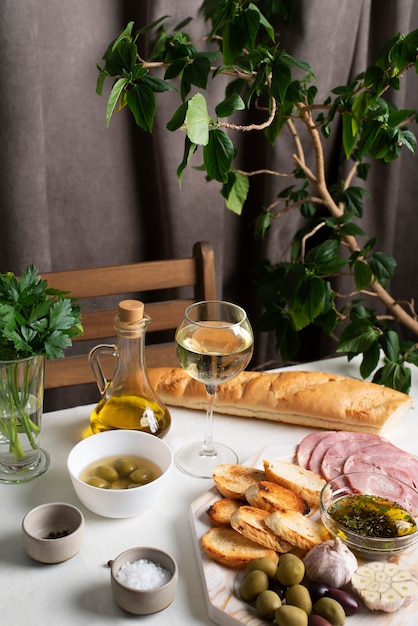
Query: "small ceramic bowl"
67 429 173 518
110 547 178 615
22 502 85 564
320 472 418 559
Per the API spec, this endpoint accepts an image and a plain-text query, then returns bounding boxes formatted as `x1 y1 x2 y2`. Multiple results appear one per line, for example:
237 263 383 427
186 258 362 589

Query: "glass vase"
0 355 50 483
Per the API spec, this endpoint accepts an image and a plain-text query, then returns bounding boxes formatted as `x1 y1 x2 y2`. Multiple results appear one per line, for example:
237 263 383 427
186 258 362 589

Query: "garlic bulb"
303 537 358 588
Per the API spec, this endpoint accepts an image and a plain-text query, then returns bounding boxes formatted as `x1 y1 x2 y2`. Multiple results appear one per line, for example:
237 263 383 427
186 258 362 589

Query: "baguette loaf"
148 367 413 434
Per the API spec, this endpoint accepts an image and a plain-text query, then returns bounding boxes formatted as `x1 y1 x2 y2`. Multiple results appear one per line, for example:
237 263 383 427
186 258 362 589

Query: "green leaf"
176 136 197 186
183 55 211 92
279 51 315 77
299 276 326 323
305 240 347 274
368 251 396 281
185 93 211 145
215 94 245 118
222 172 249 215
351 91 370 134
342 113 357 159
337 321 380 353
271 62 291 104
380 330 400 362
249 3 275 41
203 128 234 183
166 102 188 131
105 78 129 126
399 129 417 154
140 75 175 93
359 342 380 379
353 259 373 291
126 83 156 132
373 362 411 393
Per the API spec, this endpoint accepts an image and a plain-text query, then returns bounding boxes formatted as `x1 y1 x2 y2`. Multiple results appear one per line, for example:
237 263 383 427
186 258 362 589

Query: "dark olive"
308 615 333 626
269 577 287 600
308 582 330 604
326 588 359 616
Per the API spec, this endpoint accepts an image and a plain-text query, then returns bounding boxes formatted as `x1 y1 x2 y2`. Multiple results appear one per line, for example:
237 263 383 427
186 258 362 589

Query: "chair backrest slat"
43 241 216 391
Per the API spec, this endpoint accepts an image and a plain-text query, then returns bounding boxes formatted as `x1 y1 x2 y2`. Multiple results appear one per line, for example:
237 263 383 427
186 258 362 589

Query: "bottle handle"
88 344 116 395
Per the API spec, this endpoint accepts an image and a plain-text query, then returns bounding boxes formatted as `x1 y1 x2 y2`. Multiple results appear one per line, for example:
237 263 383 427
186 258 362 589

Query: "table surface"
2 355 418 626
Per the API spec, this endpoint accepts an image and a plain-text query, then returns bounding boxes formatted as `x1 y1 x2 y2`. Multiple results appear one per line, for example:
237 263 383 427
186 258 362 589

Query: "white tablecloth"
1 356 417 625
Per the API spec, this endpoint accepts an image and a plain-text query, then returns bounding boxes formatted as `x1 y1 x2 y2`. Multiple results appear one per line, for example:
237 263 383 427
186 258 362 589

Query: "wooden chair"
43 241 216 396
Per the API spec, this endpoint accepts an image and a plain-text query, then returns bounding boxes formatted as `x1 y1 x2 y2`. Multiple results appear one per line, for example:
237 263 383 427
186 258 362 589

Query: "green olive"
256 589 282 619
129 468 154 485
114 457 137 477
276 553 305 586
285 584 312 615
239 570 269 602
313 597 346 626
110 478 130 490
275 604 308 626
95 465 119 482
245 556 278 578
86 476 110 489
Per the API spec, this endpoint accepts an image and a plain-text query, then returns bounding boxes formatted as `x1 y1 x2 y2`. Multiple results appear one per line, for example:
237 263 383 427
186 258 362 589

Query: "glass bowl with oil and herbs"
320 472 418 559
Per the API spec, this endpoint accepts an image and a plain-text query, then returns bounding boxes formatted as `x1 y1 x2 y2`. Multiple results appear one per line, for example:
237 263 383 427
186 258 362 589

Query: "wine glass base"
175 441 238 478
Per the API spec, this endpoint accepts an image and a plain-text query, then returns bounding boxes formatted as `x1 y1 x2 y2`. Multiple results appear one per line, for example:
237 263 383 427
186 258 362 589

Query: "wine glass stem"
201 384 217 457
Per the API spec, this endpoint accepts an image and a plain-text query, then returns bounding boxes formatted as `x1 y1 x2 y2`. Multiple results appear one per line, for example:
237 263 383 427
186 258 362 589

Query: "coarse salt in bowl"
110 547 178 614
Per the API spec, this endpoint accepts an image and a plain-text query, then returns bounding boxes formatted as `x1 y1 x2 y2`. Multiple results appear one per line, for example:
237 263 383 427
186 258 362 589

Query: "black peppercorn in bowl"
22 502 85 563
320 472 418 560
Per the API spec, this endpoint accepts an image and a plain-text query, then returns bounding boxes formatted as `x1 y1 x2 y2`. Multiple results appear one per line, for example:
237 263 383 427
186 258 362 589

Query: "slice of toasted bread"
263 459 326 507
206 498 245 527
265 510 324 550
230 505 293 553
213 464 266 499
245 480 310 515
201 526 279 569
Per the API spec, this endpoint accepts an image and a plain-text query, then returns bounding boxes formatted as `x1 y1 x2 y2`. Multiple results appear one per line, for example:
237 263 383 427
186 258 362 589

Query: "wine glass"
174 300 254 478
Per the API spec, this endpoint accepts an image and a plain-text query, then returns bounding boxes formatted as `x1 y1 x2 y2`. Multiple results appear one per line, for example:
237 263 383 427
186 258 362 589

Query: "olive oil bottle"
89 300 171 437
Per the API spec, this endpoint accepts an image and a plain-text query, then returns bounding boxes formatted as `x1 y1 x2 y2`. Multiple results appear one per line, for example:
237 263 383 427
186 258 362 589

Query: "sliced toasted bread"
201 526 279 569
265 510 324 550
230 505 293 553
213 464 266 499
263 459 326 507
245 480 310 515
206 498 245 527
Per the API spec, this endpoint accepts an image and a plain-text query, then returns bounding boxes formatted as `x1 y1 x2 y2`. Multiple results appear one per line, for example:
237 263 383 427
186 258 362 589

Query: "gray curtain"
1 1 417 406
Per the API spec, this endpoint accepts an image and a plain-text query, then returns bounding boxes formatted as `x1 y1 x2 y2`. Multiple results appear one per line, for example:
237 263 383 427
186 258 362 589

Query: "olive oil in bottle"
89 300 171 437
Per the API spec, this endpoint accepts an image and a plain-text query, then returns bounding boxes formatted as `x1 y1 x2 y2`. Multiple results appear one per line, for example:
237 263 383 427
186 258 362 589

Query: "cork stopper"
118 300 145 323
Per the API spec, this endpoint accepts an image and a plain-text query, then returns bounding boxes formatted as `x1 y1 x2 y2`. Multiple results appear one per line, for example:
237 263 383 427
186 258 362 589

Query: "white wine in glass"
175 300 254 477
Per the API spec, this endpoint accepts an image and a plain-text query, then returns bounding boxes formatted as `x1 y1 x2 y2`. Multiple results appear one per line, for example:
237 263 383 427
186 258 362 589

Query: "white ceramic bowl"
110 546 178 615
67 430 173 518
22 502 85 563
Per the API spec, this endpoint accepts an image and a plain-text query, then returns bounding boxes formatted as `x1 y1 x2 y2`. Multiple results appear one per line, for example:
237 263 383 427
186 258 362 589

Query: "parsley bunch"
0 265 82 361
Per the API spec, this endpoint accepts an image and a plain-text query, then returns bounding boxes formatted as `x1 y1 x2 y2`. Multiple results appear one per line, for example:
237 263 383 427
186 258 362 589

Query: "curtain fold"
1 0 417 406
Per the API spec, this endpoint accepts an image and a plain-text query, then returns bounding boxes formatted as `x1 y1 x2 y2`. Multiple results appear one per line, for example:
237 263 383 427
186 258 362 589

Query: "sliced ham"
320 433 382 480
343 441 418 490
307 431 354 476
296 431 335 469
